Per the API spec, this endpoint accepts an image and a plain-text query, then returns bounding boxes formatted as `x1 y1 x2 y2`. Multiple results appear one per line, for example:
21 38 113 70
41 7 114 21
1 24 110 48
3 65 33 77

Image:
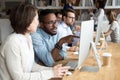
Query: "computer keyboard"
65 61 78 70
80 66 99 72
65 61 100 72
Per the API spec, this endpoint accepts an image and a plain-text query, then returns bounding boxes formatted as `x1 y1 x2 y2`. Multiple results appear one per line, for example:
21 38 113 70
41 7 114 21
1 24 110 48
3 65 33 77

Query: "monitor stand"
80 66 99 72
96 32 108 50
78 41 102 72
100 32 108 50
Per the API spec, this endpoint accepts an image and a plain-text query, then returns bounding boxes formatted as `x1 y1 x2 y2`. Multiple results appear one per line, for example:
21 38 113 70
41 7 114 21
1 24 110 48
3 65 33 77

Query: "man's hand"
60 35 80 44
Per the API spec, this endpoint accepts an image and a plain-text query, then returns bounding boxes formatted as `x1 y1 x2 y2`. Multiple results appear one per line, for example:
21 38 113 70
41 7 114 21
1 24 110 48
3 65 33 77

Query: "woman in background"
104 10 120 43
0 2 70 80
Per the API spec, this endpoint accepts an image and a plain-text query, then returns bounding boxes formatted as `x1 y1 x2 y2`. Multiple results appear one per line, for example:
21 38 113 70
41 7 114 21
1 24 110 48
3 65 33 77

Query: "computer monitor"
77 20 102 71
77 20 94 68
66 20 102 72
95 14 104 45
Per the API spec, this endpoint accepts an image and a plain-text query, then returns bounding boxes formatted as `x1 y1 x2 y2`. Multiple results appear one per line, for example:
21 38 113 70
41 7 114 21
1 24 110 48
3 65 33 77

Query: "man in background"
57 9 80 49
55 11 63 23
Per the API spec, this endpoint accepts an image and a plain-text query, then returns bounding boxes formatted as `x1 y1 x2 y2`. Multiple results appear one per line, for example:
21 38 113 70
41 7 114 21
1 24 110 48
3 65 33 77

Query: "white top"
116 13 120 26
57 22 73 50
0 33 54 80
109 21 120 43
57 22 73 38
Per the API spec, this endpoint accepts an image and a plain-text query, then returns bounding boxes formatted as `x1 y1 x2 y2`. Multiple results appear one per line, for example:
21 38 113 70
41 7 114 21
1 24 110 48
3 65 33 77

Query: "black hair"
39 9 55 22
62 9 76 17
55 10 62 16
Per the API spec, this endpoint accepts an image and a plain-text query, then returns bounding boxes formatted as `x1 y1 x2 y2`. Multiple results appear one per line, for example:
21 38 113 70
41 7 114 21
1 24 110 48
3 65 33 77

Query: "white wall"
0 19 13 44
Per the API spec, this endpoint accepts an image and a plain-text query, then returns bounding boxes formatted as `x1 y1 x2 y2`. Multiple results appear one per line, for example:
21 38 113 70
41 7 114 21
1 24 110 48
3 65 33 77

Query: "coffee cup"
102 52 112 67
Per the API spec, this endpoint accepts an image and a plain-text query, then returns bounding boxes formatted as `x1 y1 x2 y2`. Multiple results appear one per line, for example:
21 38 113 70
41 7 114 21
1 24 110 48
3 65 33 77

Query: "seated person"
57 9 80 50
104 10 120 43
93 0 107 31
31 9 79 67
80 10 90 21
55 11 63 24
0 3 70 80
63 0 76 10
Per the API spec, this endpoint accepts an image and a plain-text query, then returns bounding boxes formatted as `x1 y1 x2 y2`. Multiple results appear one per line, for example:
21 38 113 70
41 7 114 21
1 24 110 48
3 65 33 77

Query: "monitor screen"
77 20 94 68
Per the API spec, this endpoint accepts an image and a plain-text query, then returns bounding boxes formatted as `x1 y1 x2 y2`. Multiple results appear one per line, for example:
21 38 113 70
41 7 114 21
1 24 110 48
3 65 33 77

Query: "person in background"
31 9 79 67
88 9 95 19
45 0 52 5
62 0 77 32
62 9 76 31
80 10 91 21
61 0 67 6
93 0 107 31
0 3 70 80
104 10 120 43
63 0 76 10
57 9 80 51
55 11 63 24
80 9 94 21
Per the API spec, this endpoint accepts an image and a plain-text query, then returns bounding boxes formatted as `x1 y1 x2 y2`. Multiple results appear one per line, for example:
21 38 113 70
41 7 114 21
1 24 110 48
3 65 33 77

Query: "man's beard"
42 27 57 36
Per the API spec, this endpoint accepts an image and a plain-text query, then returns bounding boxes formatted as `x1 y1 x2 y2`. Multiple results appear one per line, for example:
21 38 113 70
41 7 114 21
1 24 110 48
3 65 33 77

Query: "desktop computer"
95 16 108 50
65 20 102 72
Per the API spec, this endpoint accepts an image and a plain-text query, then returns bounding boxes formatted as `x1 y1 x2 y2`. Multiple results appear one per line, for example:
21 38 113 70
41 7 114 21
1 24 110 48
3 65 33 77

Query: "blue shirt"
31 28 67 67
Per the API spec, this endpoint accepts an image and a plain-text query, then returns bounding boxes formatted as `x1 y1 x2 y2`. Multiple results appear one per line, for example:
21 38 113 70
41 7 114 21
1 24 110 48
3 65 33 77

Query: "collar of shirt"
60 22 70 29
37 28 51 39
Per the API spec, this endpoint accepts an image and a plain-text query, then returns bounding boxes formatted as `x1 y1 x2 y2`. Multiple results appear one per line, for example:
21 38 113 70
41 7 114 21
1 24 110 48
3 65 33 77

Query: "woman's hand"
53 64 70 78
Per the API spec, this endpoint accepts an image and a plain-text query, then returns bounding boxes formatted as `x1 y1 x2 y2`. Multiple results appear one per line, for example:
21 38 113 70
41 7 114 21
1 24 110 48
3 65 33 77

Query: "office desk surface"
61 42 120 80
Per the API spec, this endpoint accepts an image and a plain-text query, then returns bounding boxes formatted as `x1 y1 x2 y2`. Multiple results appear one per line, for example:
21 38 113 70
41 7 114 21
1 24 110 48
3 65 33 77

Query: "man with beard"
57 9 80 51
31 9 79 67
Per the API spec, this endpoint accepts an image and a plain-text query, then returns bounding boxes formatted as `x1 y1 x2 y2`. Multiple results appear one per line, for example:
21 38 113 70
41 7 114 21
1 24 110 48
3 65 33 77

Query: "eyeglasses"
43 20 58 26
67 16 75 20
